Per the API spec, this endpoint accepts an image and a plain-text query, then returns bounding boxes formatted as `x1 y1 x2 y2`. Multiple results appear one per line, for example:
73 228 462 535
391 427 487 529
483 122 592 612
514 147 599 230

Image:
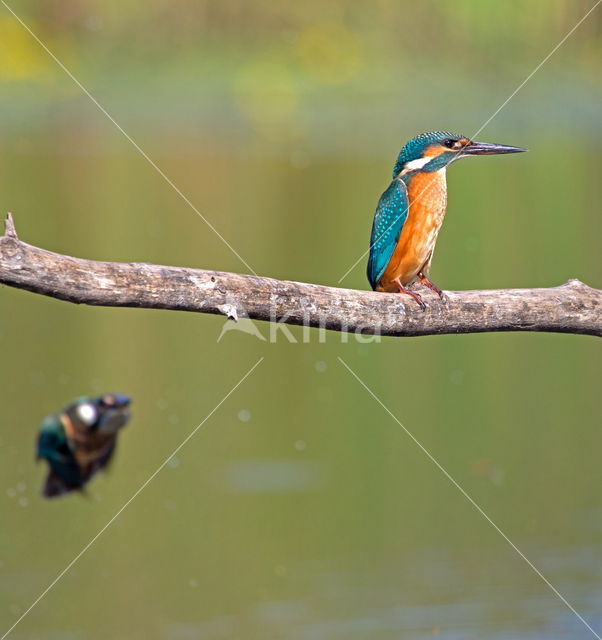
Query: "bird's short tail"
42 471 73 499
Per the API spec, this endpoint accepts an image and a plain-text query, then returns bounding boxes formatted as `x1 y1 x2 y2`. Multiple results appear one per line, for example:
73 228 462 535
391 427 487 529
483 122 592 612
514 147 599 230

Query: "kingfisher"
37 393 131 498
367 131 526 308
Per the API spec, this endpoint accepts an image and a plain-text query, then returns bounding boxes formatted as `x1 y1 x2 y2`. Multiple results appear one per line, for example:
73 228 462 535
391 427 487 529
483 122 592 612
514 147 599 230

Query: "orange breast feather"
378 170 447 291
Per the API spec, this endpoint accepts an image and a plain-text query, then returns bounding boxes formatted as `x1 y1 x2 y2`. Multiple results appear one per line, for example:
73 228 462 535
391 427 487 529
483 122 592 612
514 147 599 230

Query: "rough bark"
0 214 600 337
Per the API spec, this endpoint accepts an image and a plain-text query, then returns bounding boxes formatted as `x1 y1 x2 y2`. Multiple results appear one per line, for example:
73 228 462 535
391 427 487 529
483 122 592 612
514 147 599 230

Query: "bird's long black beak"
113 394 131 408
462 141 528 155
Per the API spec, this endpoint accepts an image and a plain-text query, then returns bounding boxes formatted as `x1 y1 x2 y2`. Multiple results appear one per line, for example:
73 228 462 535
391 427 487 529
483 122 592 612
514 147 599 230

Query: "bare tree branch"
0 214 600 337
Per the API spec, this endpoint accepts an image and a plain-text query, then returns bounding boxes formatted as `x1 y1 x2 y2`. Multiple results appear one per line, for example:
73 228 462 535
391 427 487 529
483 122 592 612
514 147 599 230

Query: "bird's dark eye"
442 138 457 149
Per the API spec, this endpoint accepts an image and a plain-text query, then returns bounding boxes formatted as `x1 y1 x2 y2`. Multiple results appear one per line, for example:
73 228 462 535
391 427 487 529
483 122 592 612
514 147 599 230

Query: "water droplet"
18 497 29 508
85 15 103 31
189 577 199 588
294 440 307 451
167 456 180 469
6 488 16 498
450 370 464 385
314 361 327 373
238 409 251 423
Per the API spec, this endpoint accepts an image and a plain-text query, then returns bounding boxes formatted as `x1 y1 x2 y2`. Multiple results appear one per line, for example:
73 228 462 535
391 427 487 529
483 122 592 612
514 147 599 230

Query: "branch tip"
4 213 17 239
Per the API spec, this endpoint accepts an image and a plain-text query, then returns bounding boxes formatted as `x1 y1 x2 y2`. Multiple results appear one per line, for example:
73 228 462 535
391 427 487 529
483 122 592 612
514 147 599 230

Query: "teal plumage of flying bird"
367 131 527 308
37 393 131 498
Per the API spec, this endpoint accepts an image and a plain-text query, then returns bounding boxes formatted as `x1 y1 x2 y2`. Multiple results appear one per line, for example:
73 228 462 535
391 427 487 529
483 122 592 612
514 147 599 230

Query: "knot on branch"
217 303 239 322
562 278 595 293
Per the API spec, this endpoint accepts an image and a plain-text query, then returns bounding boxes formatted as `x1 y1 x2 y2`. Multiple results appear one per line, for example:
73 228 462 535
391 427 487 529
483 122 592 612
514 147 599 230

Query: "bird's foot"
418 274 449 308
417 274 442 297
394 278 426 311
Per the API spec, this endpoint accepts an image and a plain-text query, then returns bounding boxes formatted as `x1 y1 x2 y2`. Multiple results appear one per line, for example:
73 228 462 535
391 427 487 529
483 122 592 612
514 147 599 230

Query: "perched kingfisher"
37 393 131 498
367 131 526 308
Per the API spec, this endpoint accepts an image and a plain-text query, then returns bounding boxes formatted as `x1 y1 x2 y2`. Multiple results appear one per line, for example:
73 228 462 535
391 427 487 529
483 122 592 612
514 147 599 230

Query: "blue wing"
37 417 83 494
366 178 409 290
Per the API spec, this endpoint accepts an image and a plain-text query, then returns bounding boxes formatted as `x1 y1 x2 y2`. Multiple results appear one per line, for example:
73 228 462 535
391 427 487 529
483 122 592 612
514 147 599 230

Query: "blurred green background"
0 1 601 638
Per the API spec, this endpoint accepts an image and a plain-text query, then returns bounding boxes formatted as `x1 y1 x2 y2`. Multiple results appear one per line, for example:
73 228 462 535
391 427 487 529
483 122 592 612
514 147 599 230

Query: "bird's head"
65 393 132 434
392 131 527 178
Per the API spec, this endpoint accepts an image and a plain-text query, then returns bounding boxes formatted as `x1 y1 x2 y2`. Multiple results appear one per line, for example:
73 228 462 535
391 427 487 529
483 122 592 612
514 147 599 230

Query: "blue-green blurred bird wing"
37 417 82 497
366 178 409 289
37 416 69 463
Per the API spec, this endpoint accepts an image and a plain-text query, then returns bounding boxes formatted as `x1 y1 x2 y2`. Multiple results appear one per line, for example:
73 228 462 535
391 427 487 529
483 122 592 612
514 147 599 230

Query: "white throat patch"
403 156 432 171
77 403 97 426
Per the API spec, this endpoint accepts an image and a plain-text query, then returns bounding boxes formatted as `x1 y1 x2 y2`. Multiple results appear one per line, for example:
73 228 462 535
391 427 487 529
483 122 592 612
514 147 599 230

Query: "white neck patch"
77 403 97 426
403 156 432 171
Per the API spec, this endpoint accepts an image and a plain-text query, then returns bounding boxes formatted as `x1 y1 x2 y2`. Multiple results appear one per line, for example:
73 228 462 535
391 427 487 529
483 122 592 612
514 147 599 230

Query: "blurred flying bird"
367 131 526 308
37 393 131 498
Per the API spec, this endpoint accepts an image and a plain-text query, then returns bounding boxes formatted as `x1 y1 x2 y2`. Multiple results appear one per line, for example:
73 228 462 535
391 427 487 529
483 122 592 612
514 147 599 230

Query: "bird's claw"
418 275 448 309
394 279 427 311
412 296 427 312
